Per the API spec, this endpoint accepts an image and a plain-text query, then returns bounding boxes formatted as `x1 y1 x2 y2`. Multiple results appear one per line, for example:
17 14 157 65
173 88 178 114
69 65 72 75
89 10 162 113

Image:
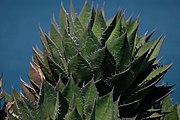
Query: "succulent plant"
0 0 179 120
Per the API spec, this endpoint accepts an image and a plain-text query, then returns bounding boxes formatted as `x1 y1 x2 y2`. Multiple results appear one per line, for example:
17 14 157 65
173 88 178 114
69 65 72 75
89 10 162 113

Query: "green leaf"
50 18 64 54
92 9 102 41
55 77 65 92
98 10 107 31
70 0 75 20
127 25 138 57
100 12 119 46
149 37 164 61
62 30 77 60
107 18 122 45
81 79 98 119
60 3 67 34
55 91 69 120
162 95 173 112
65 107 82 120
68 53 93 86
12 89 39 120
47 56 65 82
89 47 116 80
136 30 155 48
95 92 114 120
62 79 83 118
127 18 139 35
39 28 51 60
92 9 107 41
74 17 84 39
36 55 54 85
89 100 96 120
139 64 172 87
136 37 161 57
45 33 63 66
2 91 12 103
79 27 99 58
79 0 91 28
67 14 75 36
88 5 95 30
163 105 179 120
39 80 58 120
107 33 130 71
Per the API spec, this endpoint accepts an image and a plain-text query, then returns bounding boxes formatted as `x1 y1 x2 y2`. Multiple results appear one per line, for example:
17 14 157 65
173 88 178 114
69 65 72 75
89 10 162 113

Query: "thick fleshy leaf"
32 46 43 65
162 95 173 112
100 12 119 46
107 33 130 71
109 69 135 101
136 30 155 48
65 107 82 120
47 56 65 82
2 91 12 103
139 64 172 87
68 53 93 86
45 32 63 66
98 10 107 31
92 9 102 41
60 3 67 34
39 28 51 58
67 13 75 36
136 37 161 57
89 47 116 80
81 79 97 119
138 86 173 114
39 80 58 120
70 0 75 20
95 92 114 120
22 98 39 120
88 5 95 29
163 105 179 120
12 89 23 119
50 18 63 53
55 76 65 91
62 78 83 118
107 18 122 45
79 0 91 28
74 17 84 39
127 25 138 57
36 55 54 85
92 9 107 41
149 37 164 61
63 30 77 60
89 100 96 120
55 91 69 120
127 18 139 35
79 27 99 58
119 100 140 118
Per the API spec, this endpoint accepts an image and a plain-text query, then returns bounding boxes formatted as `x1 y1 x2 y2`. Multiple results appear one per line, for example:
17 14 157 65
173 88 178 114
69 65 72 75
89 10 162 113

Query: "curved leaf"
79 27 99 58
107 33 130 71
89 47 116 80
39 80 58 120
65 107 82 120
68 53 93 86
79 0 91 28
62 79 83 118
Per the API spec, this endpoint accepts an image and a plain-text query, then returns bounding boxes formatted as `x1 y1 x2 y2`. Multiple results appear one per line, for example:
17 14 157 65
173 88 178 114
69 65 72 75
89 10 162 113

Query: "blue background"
0 0 180 102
